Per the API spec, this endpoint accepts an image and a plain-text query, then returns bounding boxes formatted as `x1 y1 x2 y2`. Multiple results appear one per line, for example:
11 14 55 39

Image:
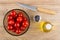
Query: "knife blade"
17 2 56 15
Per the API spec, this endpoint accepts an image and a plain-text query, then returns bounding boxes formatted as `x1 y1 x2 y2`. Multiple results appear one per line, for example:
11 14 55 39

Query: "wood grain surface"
0 0 60 40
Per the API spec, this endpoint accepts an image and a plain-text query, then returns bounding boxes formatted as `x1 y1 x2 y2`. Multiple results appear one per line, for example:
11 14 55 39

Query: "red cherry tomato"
12 28 16 32
20 26 25 31
8 15 13 20
8 20 14 25
13 14 18 19
7 25 13 30
18 13 23 17
10 10 16 17
17 17 23 22
16 29 21 34
22 21 29 27
23 17 27 21
14 22 20 28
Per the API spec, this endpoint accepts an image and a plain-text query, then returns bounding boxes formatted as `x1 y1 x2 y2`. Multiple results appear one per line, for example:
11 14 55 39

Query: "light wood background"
0 0 60 40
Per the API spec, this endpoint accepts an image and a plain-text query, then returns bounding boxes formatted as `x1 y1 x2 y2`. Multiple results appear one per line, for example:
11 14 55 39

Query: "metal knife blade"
17 2 37 11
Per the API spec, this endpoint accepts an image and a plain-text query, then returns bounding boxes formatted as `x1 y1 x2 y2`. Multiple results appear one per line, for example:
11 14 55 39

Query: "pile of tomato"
7 10 29 34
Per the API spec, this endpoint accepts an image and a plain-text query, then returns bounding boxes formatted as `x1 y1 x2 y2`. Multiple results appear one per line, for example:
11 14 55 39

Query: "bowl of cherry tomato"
3 9 30 36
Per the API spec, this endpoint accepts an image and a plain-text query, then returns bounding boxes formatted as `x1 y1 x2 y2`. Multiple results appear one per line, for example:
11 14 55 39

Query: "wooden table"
0 0 60 40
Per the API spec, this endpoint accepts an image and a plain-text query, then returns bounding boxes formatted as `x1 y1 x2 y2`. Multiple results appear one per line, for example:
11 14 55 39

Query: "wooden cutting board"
0 0 60 40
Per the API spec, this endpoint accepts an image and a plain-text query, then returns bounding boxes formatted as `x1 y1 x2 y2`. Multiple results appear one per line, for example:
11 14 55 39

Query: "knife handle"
37 7 56 15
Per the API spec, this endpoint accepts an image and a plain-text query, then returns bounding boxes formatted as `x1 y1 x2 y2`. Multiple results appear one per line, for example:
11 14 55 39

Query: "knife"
17 2 56 15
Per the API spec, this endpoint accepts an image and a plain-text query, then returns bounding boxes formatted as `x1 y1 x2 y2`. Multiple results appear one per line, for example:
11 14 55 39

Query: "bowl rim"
3 9 30 36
